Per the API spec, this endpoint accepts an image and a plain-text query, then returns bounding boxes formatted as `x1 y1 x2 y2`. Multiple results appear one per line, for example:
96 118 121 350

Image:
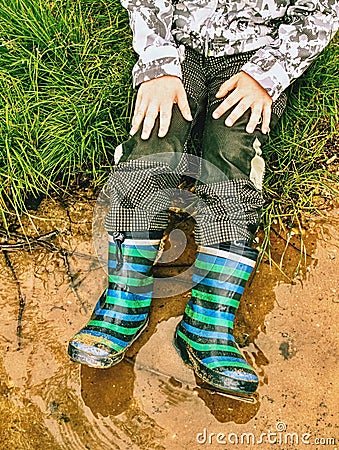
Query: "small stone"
5 380 14 389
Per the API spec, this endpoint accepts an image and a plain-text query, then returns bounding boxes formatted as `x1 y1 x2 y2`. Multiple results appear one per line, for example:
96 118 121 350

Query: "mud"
0 191 338 449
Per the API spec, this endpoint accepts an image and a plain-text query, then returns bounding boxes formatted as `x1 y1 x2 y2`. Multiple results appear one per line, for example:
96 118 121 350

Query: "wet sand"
0 192 338 449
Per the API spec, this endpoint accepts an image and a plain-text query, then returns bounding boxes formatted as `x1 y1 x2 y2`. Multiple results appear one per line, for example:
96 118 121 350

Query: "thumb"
177 90 193 121
216 76 237 98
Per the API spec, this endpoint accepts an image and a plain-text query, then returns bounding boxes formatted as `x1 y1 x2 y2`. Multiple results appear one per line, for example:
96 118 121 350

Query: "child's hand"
130 76 193 140
213 72 272 134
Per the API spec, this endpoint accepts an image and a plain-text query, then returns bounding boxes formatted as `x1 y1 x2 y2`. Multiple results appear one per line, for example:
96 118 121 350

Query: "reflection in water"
195 383 261 423
81 359 136 417
0 193 335 449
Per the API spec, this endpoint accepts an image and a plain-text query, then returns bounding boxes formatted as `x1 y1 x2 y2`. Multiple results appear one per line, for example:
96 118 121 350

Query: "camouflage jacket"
121 0 338 101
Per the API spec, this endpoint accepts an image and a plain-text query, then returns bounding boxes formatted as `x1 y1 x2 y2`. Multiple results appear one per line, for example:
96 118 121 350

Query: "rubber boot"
174 241 259 395
68 230 162 368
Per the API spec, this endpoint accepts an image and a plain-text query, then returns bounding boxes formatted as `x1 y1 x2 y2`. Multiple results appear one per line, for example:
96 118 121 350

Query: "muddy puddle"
0 190 338 449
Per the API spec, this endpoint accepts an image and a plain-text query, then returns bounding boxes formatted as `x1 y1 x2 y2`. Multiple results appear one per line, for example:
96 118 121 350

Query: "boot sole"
68 318 149 369
173 326 258 395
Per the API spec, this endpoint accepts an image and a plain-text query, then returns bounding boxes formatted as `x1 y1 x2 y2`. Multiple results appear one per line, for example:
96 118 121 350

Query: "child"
68 0 338 396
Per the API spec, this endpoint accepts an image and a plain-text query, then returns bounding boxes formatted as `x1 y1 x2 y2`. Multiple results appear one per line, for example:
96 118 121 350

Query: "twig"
59 248 88 315
1 229 90 314
0 230 60 251
2 250 26 350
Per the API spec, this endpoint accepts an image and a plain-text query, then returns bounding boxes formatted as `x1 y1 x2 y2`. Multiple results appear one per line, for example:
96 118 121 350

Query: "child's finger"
141 105 159 140
216 77 236 98
212 91 240 119
261 104 272 134
177 91 193 121
158 102 173 137
130 99 148 136
133 91 143 116
224 99 251 128
246 105 263 133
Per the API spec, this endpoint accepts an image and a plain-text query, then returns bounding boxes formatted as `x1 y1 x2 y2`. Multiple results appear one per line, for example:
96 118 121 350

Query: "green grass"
0 0 134 227
0 0 338 236
262 36 338 253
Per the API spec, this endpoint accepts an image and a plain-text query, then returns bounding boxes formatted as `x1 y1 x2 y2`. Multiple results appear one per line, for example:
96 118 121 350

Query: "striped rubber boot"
68 230 162 368
174 242 259 395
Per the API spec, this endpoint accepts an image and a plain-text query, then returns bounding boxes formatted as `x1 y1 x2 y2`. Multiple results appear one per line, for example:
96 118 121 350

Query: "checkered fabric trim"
105 159 181 231
194 179 264 246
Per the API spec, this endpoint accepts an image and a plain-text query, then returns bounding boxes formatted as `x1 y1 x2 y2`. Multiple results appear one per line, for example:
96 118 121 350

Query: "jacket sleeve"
241 0 339 101
121 0 182 88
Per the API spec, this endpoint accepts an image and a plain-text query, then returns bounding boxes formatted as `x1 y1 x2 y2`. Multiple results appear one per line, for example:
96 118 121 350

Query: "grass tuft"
0 0 134 227
262 36 338 251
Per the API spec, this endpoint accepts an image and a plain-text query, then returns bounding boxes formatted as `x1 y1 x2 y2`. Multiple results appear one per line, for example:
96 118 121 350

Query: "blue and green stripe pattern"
68 231 162 368
174 242 259 394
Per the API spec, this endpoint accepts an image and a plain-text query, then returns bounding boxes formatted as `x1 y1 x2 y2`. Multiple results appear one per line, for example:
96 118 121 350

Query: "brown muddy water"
0 191 338 450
